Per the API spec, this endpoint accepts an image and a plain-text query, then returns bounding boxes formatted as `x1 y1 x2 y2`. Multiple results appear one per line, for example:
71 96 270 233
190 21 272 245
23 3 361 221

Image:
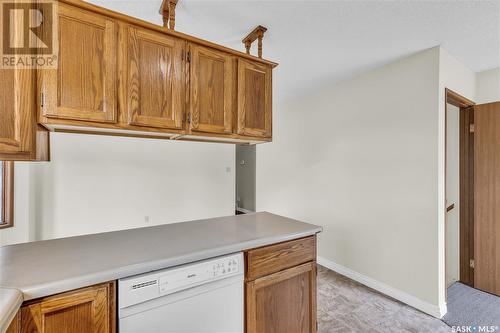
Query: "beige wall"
0 133 235 244
476 68 500 104
257 46 476 318
236 145 256 212
257 47 442 316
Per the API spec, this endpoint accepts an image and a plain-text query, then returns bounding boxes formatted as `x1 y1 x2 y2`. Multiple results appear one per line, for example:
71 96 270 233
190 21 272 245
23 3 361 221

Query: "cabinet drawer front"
246 236 316 280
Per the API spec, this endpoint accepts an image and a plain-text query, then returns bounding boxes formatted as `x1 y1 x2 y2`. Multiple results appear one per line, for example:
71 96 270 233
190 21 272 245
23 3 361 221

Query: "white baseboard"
317 256 447 319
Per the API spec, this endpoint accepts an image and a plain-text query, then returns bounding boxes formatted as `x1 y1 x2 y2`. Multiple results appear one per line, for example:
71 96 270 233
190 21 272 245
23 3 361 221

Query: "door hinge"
187 51 191 63
40 92 45 108
186 113 191 124
470 259 475 269
470 124 475 133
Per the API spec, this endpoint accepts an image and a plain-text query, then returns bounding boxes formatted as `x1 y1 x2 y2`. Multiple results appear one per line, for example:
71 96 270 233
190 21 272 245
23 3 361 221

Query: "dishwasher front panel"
118 253 244 333
119 275 243 333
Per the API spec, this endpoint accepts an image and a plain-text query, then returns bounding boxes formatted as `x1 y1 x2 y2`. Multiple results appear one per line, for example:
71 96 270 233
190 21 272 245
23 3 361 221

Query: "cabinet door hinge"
187 51 191 63
470 259 475 269
470 124 475 133
186 113 191 124
40 92 45 108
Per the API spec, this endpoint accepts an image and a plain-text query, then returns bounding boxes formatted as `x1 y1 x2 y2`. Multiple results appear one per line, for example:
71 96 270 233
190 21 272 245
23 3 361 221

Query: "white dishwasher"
118 253 244 333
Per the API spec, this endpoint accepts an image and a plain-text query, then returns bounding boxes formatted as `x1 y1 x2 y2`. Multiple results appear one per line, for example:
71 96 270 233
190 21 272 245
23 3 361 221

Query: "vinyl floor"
317 265 451 333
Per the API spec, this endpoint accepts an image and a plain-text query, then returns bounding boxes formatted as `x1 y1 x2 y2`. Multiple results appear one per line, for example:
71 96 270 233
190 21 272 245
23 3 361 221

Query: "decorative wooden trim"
444 88 476 287
0 161 14 229
242 25 267 58
446 88 475 108
160 0 178 30
57 0 278 68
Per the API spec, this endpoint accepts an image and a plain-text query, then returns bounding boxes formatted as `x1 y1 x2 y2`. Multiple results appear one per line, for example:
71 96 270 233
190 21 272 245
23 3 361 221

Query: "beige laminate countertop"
0 212 322 331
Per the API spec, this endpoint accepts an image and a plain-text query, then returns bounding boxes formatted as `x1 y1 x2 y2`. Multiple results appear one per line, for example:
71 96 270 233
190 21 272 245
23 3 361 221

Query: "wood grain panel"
246 236 316 281
0 69 16 145
0 69 31 153
125 26 183 129
19 282 115 333
459 107 474 286
246 262 317 333
34 0 276 145
474 102 500 296
0 67 48 161
190 45 233 134
56 0 278 68
6 310 20 333
40 3 117 123
237 59 272 138
0 161 14 229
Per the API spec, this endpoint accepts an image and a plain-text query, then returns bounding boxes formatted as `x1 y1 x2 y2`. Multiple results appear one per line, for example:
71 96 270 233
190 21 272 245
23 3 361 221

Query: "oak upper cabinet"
237 59 272 138
246 262 317 333
40 4 117 124
0 69 49 161
15 282 115 333
124 26 184 130
189 45 234 134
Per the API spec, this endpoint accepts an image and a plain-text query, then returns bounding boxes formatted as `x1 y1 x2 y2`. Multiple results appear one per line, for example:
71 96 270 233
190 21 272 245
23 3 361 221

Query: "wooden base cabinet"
246 262 317 333
7 282 115 333
245 236 318 333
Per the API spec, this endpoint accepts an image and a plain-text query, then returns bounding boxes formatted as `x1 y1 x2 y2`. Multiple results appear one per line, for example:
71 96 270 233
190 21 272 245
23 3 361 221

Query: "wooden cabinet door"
190 45 234 134
0 69 35 156
237 59 272 138
40 4 117 123
19 283 115 333
246 262 317 333
125 26 184 130
0 68 47 161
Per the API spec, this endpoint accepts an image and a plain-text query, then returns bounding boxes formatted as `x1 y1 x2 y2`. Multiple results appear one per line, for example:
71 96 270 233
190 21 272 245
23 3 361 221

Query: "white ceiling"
89 0 500 102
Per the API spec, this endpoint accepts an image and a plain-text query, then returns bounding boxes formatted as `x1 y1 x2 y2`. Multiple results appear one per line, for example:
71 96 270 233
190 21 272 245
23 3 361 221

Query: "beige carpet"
317 265 451 333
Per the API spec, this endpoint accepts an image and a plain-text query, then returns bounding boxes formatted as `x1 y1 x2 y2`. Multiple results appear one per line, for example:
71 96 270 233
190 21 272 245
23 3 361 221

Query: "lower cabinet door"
19 282 115 333
246 262 317 333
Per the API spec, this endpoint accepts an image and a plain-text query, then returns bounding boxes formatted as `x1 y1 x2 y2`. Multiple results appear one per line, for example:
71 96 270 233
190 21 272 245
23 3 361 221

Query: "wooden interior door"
19 283 114 333
125 26 184 130
237 59 272 138
40 4 117 123
190 45 234 134
474 101 500 296
246 262 317 333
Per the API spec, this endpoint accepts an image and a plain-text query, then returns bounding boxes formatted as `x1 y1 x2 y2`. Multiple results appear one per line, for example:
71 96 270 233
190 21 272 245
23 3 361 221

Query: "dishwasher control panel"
119 253 243 309
158 254 241 294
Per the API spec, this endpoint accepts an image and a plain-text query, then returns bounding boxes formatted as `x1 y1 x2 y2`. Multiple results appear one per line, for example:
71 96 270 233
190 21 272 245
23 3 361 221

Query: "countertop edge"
17 227 322 301
0 288 23 333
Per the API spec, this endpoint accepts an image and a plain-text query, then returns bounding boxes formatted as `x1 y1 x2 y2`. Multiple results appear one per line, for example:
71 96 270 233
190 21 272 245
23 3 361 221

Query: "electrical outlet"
226 167 231 173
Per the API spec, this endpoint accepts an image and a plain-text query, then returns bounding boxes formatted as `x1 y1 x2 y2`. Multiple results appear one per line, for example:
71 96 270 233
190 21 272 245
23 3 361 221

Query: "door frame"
445 88 475 287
